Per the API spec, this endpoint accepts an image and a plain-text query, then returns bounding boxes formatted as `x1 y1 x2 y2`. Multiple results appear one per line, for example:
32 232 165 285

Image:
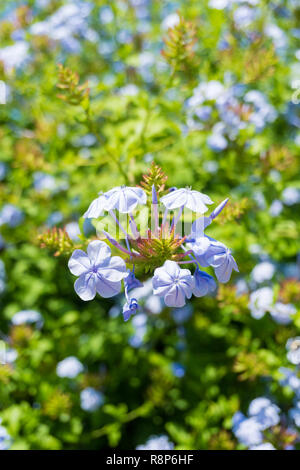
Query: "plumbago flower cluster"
67 169 238 321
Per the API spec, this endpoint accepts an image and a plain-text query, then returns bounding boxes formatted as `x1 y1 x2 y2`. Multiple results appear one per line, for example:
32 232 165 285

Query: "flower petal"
68 249 91 276
160 188 187 210
74 273 96 301
100 256 128 282
83 195 107 218
96 276 121 298
87 240 111 265
164 285 186 307
104 186 146 213
163 260 181 278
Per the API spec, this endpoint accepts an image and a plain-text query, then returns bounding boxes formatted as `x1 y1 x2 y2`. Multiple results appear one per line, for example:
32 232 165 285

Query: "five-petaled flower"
152 260 194 307
68 240 128 300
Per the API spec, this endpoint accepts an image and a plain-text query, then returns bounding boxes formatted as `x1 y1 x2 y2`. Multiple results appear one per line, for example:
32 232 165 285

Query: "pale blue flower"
251 262 275 283
193 269 216 297
68 240 128 301
172 362 185 378
153 261 194 308
144 295 163 314
161 13 179 30
65 221 81 242
33 172 57 192
0 260 6 295
265 23 287 50
234 6 257 28
0 163 7 181
269 199 283 217
248 287 274 319
104 186 147 213
161 188 213 213
233 415 263 446
187 236 227 269
282 187 300 206
125 271 143 292
207 131 228 151
56 356 84 378
136 435 174 450
83 193 107 218
207 246 239 283
99 6 114 24
129 313 148 347
123 298 139 322
171 304 193 324
80 387 104 412
249 443 275 450
11 310 43 328
31 2 93 51
46 211 63 227
286 337 300 365
208 0 231 10
0 420 11 450
0 204 24 227
0 41 29 72
270 302 296 325
290 402 300 427
4 348 18 364
248 398 280 430
279 367 300 394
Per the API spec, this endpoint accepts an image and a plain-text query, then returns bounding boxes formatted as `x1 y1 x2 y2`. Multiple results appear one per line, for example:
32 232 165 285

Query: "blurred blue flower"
234 6 257 28
249 287 274 319
0 260 6 295
56 356 84 378
269 199 283 217
171 304 193 324
11 310 44 328
0 41 29 72
0 162 7 181
46 211 64 228
0 204 24 228
129 313 148 348
0 420 11 450
249 443 275 450
282 187 300 206
152 261 194 308
279 367 300 394
65 221 81 242
68 240 128 301
136 435 174 450
172 362 185 378
289 402 300 427
248 397 280 430
286 337 300 365
232 414 263 446
270 302 296 325
80 387 104 412
251 261 275 283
